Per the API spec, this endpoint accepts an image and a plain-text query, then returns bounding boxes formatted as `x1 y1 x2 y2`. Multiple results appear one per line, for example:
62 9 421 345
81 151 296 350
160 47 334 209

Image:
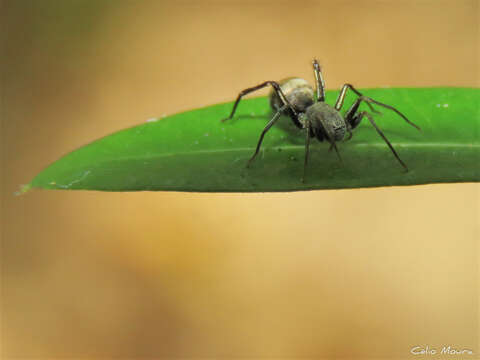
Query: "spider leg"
302 119 312 183
330 141 342 163
343 121 353 141
324 132 342 162
361 96 420 130
247 105 287 167
312 59 326 102
222 81 297 122
335 84 378 114
337 84 420 130
360 111 409 171
345 96 364 129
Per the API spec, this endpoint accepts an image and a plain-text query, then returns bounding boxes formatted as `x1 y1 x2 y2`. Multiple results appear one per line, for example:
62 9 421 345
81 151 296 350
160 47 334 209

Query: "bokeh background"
2 0 479 358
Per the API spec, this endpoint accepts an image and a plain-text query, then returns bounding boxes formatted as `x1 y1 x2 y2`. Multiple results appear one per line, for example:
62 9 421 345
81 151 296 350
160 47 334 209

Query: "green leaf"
28 88 479 192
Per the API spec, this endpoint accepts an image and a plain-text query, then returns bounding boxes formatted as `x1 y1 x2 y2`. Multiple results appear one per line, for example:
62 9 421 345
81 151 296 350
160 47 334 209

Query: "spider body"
270 78 314 115
222 60 420 181
305 102 347 142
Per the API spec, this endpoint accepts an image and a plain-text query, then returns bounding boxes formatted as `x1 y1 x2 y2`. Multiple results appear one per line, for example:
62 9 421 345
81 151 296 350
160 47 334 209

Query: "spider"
222 59 420 182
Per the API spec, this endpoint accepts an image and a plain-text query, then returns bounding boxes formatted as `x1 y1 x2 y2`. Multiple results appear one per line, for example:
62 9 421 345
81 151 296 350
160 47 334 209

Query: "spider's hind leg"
222 81 296 122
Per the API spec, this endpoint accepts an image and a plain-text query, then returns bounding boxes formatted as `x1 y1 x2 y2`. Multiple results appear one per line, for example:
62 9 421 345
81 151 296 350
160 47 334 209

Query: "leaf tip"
14 183 33 196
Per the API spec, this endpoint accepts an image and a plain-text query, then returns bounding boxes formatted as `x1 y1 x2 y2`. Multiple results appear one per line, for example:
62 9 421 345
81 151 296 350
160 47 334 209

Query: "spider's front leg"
344 95 409 170
312 59 326 102
336 84 420 130
302 118 312 183
342 120 353 142
222 81 296 122
347 107 409 171
335 84 380 114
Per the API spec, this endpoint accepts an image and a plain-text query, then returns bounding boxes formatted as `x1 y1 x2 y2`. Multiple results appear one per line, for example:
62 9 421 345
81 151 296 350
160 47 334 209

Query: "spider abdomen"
269 78 315 113
306 102 346 142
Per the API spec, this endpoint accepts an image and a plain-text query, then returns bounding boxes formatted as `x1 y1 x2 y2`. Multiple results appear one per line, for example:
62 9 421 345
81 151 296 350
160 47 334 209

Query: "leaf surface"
29 88 479 192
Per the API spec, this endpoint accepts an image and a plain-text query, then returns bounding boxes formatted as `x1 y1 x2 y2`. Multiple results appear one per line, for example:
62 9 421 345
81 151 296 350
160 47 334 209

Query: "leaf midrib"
60 142 479 168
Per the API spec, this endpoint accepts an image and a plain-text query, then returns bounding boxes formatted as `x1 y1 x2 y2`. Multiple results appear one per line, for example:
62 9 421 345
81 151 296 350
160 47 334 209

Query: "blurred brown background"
1 0 479 358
